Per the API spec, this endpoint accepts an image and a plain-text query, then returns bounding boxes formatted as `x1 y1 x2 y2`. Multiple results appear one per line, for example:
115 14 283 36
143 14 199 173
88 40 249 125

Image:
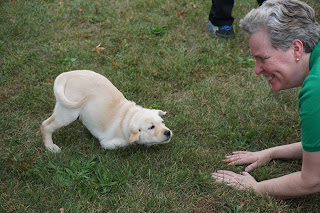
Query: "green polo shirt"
299 41 320 152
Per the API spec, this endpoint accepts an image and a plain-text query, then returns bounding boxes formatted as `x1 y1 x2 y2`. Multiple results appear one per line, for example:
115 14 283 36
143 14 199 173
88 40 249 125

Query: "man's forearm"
268 142 302 160
254 171 319 199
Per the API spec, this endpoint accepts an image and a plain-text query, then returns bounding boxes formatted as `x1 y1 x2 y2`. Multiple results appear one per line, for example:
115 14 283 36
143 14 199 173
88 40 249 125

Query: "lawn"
1 0 320 212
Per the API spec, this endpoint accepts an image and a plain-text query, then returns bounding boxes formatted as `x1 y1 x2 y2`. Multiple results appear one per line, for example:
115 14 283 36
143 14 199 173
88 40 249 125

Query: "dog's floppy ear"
129 126 140 143
153 109 167 117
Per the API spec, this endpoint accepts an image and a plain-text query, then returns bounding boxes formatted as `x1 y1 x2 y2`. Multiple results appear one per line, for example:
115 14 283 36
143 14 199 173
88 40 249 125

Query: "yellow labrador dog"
41 70 172 152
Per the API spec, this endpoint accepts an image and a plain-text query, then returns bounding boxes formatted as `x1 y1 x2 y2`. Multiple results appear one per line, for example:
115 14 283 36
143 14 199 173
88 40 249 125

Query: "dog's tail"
54 74 87 109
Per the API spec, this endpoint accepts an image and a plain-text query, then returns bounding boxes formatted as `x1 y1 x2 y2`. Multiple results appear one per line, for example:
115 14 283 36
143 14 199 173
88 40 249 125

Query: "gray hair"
239 0 320 53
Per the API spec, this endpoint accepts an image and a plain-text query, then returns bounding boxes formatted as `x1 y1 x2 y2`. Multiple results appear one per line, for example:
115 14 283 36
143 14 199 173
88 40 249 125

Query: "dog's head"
129 109 172 146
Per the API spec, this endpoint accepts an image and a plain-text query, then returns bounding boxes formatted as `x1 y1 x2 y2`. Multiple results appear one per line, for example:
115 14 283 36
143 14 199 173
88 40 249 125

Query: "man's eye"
260 57 269 62
148 125 155 130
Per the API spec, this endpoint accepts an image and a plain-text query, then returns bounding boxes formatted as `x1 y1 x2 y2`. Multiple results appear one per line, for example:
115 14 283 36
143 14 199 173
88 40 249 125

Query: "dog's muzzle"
164 130 172 142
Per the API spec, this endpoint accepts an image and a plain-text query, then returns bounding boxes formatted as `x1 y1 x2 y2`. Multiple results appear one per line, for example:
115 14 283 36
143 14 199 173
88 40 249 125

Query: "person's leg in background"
208 0 267 39
208 0 235 39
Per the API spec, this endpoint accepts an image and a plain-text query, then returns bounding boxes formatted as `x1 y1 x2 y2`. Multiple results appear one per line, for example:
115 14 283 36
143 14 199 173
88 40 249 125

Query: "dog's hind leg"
41 103 80 152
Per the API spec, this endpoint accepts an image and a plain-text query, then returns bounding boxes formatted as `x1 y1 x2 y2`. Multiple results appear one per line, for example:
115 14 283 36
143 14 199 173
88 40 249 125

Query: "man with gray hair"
212 0 320 198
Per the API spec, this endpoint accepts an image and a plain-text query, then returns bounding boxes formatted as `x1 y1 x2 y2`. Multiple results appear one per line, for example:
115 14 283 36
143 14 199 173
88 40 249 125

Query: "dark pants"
209 0 266 27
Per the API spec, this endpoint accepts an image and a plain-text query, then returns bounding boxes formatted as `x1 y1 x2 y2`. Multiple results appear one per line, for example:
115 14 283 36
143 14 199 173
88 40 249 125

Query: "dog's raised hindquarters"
41 70 172 152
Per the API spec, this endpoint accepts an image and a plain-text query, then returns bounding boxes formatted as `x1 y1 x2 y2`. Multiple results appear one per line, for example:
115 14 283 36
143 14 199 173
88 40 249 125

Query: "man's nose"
255 60 263 75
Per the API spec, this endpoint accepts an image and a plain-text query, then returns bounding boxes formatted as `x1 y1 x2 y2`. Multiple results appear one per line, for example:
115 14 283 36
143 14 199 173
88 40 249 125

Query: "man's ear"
129 126 140 143
153 109 167 117
292 39 304 59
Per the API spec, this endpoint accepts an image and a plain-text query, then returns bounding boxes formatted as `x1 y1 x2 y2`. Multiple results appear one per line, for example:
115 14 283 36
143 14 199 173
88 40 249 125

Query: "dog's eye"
162 121 164 124
148 125 155 130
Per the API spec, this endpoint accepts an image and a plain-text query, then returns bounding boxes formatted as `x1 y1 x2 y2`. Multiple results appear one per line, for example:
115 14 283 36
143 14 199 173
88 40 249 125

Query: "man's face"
249 30 306 92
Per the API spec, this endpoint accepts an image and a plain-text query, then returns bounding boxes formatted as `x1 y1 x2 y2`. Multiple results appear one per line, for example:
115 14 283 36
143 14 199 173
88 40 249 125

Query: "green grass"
1 0 320 212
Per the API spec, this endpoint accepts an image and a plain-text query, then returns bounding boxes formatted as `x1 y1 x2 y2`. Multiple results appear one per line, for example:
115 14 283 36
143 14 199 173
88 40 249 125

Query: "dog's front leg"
99 138 129 150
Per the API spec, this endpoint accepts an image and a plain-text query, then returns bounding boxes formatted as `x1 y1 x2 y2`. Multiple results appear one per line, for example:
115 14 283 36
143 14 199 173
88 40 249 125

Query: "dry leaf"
190 2 197 8
218 113 225 119
60 208 65 213
46 78 53 83
177 10 186 20
78 8 83 13
112 59 117 68
83 34 93 39
18 162 29 170
92 43 106 54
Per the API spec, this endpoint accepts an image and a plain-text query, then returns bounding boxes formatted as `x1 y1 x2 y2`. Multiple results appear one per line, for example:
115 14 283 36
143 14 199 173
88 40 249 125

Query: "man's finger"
245 162 258 172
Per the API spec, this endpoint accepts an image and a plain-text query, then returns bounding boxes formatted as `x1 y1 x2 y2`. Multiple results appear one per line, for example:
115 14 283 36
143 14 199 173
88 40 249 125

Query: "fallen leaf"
139 189 144 195
92 43 106 54
112 59 117 68
18 162 29 170
177 10 186 20
46 78 53 83
239 202 246 209
218 113 225 119
60 208 65 213
83 34 93 39
190 2 197 8
78 8 83 13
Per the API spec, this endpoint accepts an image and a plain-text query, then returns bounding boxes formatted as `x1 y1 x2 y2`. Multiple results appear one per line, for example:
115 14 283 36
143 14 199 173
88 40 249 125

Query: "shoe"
208 21 235 39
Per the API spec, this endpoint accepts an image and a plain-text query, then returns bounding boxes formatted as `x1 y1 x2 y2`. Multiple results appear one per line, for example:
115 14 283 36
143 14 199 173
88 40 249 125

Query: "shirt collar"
310 41 320 69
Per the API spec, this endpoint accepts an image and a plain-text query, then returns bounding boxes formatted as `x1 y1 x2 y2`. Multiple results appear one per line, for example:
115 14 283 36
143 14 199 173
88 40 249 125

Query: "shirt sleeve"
299 75 320 152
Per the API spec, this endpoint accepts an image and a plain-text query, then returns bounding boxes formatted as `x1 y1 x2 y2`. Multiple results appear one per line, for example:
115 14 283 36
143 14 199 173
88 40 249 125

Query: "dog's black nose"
164 130 171 137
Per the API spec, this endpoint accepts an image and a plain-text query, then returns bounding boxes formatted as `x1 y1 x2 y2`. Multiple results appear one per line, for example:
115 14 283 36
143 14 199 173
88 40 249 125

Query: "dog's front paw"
46 144 61 153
